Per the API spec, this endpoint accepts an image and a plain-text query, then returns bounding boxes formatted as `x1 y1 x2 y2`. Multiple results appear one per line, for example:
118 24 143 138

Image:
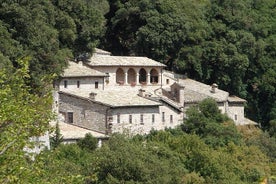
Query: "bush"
77 133 98 152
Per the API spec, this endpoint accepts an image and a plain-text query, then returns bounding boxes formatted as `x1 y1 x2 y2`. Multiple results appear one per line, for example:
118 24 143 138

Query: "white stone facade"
55 49 253 139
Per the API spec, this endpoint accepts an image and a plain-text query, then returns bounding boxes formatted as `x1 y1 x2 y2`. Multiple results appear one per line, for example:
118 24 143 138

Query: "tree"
0 0 108 90
50 122 63 149
182 98 242 147
77 133 98 152
0 58 53 183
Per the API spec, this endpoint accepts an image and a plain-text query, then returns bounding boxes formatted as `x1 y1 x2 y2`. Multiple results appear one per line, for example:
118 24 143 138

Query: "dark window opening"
162 112 165 122
140 114 144 124
139 68 147 84
170 115 173 123
67 112 73 123
129 115 132 124
166 79 169 84
152 114 155 123
95 81 99 89
77 81 80 88
64 80 68 88
117 114 120 124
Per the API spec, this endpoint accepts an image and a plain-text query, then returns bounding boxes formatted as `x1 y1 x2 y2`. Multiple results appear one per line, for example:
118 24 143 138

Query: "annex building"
53 49 255 141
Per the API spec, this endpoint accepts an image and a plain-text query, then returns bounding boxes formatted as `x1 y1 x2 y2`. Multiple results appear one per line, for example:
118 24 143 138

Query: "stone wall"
59 77 105 92
227 102 245 125
59 93 108 133
110 103 183 135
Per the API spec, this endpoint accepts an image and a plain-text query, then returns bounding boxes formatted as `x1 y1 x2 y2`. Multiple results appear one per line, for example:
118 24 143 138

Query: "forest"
0 0 275 183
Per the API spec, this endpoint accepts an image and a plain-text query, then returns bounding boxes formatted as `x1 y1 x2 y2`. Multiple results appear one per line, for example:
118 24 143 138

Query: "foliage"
104 0 276 128
77 133 98 152
182 98 242 147
50 122 63 149
0 0 108 89
0 58 53 183
238 125 276 162
18 128 273 184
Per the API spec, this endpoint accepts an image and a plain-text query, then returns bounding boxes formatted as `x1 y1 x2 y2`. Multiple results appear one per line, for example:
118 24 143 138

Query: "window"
77 81 80 88
170 115 173 123
152 114 155 124
162 112 165 122
67 112 73 123
129 115 132 124
117 114 120 124
235 114 237 121
64 80 68 88
166 79 170 84
140 114 144 124
95 81 99 89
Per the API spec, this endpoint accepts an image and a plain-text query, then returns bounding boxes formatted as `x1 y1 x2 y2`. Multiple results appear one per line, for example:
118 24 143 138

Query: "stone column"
158 73 162 84
136 72 139 84
124 71 128 84
147 72 151 85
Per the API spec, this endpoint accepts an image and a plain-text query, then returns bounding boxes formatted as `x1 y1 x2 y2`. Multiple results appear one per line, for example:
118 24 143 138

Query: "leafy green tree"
50 122 63 149
77 133 98 152
104 0 275 128
182 98 242 147
0 58 53 183
0 0 108 90
91 134 186 184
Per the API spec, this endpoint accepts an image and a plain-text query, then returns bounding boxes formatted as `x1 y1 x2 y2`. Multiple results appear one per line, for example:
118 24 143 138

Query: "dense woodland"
0 0 275 183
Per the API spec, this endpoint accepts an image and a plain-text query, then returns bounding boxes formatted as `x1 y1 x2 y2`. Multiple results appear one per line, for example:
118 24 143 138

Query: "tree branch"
0 140 16 155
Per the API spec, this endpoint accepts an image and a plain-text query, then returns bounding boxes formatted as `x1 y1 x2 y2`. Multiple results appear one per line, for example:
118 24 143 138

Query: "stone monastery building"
53 49 254 141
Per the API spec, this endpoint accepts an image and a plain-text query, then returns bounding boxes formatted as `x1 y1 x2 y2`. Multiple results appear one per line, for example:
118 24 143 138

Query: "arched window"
150 68 159 83
139 68 147 84
127 68 136 84
116 68 124 84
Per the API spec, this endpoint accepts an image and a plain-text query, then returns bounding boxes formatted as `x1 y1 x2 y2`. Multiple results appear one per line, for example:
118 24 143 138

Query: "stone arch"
150 68 159 83
127 68 136 84
139 68 147 84
116 68 124 84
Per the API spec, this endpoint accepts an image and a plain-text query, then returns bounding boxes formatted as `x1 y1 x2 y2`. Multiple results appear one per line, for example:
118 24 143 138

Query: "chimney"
89 92 97 100
211 83 218 93
138 89 146 97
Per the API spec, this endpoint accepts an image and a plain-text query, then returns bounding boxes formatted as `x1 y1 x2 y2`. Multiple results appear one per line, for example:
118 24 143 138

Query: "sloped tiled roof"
94 48 111 56
50 121 107 139
183 88 210 103
61 89 161 107
62 61 107 77
179 78 229 102
87 55 166 67
243 118 258 125
228 96 246 103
